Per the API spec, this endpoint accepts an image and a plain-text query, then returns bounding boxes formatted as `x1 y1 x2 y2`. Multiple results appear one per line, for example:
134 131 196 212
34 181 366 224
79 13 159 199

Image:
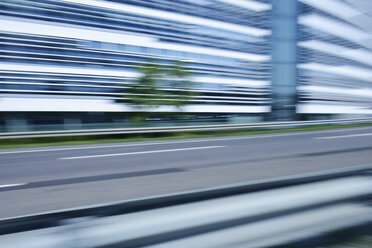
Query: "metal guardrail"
0 164 371 248
1 117 372 139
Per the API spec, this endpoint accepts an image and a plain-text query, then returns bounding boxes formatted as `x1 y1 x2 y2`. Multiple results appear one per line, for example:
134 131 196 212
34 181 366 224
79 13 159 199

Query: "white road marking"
59 146 225 160
0 183 26 188
2 126 372 155
316 133 372 139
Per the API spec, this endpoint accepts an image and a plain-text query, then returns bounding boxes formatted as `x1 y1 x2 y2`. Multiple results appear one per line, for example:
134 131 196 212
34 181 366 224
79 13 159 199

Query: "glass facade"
0 0 372 130
297 0 372 117
0 0 271 117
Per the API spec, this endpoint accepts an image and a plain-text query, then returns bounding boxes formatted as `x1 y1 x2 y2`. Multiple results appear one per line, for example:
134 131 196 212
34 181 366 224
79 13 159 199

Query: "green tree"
118 59 195 124
161 60 195 110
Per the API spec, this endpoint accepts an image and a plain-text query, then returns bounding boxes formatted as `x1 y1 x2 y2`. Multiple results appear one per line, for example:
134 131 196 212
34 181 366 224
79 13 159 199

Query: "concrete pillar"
271 0 299 121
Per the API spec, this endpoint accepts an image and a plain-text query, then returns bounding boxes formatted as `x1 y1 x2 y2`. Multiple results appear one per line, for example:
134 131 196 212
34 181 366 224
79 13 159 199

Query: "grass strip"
0 122 371 149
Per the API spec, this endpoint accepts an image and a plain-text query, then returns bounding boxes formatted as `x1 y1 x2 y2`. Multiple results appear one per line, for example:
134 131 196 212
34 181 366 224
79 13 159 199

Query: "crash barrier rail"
0 164 371 248
1 117 372 139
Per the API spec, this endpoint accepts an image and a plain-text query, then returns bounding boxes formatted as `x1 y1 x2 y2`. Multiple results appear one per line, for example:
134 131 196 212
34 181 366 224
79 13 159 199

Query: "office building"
0 0 371 131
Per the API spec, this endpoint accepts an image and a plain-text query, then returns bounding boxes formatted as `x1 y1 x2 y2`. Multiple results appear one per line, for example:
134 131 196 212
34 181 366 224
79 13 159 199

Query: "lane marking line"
0 183 26 188
58 146 225 160
316 133 372 140
2 126 372 155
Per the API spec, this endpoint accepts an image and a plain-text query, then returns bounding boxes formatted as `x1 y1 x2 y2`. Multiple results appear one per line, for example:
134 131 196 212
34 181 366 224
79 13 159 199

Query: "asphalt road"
1 126 372 218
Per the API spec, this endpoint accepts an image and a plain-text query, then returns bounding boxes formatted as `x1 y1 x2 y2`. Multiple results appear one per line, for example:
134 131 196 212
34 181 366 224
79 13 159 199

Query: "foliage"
118 59 196 123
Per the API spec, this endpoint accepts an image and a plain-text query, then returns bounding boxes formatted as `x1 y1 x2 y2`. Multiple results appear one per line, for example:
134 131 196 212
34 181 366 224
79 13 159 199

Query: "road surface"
1 126 372 218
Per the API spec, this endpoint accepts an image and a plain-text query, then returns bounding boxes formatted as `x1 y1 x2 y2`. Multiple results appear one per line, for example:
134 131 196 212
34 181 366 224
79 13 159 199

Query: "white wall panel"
59 0 270 36
0 95 270 113
0 17 269 62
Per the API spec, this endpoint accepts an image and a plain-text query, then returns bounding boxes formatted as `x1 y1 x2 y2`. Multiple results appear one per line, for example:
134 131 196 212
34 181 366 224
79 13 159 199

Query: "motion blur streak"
1 126 372 217
1 0 372 247
1 0 372 131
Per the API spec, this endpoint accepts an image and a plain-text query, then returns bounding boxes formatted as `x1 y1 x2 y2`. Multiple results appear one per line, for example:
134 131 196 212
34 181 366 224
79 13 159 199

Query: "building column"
271 0 299 121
